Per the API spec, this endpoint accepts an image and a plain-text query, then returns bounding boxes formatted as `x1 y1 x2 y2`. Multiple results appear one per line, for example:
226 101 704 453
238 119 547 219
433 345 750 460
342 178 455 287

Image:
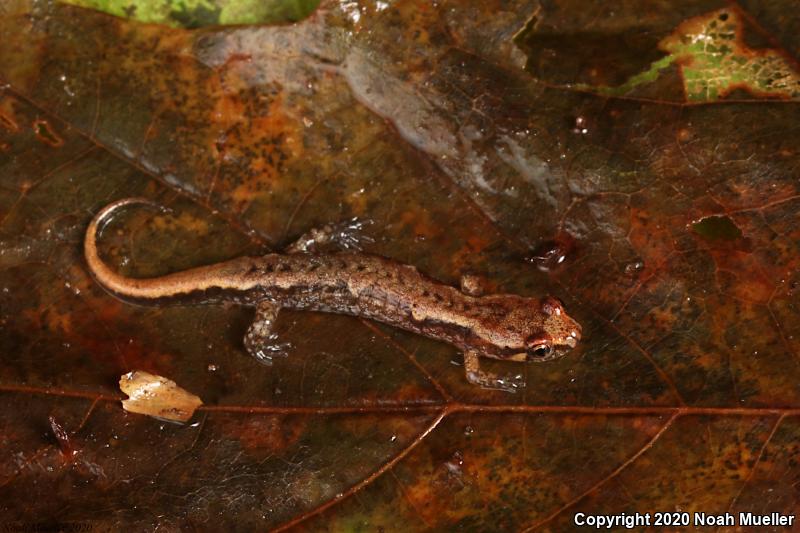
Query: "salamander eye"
528 342 552 358
525 333 553 359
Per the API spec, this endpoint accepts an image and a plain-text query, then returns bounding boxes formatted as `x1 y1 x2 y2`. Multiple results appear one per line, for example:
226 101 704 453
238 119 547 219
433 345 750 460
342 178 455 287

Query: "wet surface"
1 0 800 530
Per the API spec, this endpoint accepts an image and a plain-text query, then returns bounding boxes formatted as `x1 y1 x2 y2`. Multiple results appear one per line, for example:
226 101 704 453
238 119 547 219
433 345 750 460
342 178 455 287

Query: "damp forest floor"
1 1 800 531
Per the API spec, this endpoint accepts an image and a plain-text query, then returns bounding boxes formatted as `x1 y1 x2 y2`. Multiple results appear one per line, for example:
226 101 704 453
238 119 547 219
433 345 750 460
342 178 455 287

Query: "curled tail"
84 197 173 302
85 198 261 304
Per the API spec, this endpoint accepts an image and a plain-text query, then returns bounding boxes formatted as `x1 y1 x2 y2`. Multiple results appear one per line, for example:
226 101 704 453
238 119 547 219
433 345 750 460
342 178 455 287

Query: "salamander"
84 198 582 392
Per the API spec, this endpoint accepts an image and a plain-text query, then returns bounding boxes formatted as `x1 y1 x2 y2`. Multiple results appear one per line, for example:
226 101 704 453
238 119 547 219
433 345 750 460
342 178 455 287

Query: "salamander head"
522 296 582 361
472 296 582 362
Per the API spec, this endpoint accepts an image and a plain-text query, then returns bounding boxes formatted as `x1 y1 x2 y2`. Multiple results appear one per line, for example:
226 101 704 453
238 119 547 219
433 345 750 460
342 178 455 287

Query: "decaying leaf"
119 370 202 422
63 0 321 28
2 0 800 530
516 4 800 101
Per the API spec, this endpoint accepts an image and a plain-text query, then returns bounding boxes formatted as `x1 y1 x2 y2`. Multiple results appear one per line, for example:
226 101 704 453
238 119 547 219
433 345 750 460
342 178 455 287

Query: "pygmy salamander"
85 198 582 392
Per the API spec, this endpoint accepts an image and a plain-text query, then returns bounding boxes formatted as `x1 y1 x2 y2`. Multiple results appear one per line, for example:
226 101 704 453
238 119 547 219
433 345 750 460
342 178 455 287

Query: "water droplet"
624 260 644 276
207 364 218 372
572 116 589 135
528 236 574 272
390 434 397 442
464 426 474 436
444 451 464 478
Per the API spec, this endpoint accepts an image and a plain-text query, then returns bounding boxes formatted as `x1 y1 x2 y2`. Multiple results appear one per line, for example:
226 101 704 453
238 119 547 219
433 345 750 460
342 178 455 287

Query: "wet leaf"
534 7 800 101
2 0 799 530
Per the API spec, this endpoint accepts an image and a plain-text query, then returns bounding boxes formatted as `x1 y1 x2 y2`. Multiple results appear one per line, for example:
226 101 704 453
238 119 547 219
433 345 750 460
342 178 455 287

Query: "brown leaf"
1 0 799 530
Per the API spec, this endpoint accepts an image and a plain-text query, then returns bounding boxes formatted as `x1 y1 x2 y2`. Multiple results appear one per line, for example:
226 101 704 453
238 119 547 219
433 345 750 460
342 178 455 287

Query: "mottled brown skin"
85 199 582 392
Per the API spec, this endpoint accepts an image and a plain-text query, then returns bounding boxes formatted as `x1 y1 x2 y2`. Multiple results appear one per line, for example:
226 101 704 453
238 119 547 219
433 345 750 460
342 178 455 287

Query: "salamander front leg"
460 274 489 296
463 351 525 393
286 218 372 253
244 301 292 365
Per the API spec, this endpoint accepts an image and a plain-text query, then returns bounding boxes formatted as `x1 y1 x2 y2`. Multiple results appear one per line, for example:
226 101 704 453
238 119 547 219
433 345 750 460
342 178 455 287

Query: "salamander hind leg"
244 301 292 365
286 218 372 254
463 351 525 393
